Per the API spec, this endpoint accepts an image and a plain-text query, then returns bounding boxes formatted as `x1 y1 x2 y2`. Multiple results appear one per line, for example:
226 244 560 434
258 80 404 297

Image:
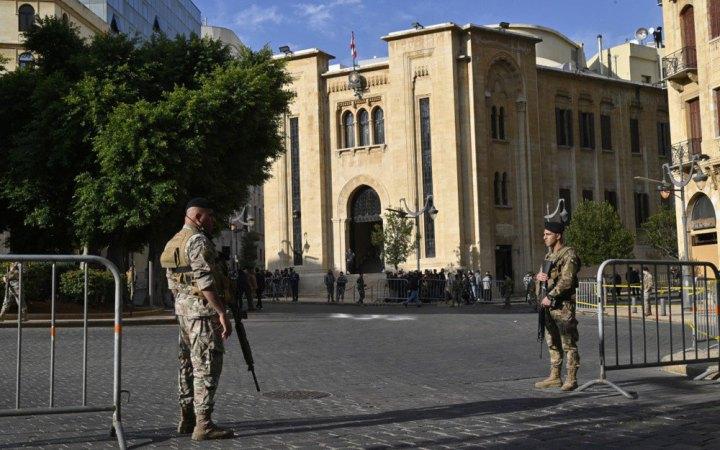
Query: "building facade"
264 23 670 291
1 0 201 72
661 0 720 267
79 0 200 38
0 0 108 71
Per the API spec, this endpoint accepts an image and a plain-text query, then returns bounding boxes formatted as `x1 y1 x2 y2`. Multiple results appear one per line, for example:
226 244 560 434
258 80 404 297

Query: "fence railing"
661 46 697 79
577 259 720 399
0 255 127 449
375 277 511 304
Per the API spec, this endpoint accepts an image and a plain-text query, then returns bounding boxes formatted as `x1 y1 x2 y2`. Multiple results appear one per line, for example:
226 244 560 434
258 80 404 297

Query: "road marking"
330 313 416 321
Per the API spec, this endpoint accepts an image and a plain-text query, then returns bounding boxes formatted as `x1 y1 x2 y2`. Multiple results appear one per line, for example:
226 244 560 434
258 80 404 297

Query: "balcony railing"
661 46 697 81
670 138 703 164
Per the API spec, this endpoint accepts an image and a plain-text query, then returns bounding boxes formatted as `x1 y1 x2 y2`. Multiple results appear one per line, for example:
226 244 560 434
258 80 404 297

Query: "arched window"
491 106 498 139
110 15 119 33
494 172 501 205
18 52 34 69
372 107 384 144
18 4 35 32
499 107 506 140
501 172 508 205
342 111 355 148
358 109 369 146
62 13 68 23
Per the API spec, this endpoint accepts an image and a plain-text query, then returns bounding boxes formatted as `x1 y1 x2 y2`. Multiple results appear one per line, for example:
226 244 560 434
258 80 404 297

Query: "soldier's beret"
544 221 565 234
185 197 213 211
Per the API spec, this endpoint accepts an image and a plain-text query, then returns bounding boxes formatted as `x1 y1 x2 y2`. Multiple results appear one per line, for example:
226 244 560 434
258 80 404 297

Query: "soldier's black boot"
177 405 195 434
191 413 234 441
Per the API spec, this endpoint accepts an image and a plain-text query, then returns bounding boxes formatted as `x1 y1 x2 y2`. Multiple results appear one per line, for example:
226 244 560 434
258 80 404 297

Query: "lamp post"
229 205 255 271
634 143 708 307
387 195 439 271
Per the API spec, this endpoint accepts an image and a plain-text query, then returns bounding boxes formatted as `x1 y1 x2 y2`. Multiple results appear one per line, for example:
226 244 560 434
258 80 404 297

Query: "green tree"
641 206 678 259
239 231 260 269
0 18 292 264
371 209 415 271
564 200 635 265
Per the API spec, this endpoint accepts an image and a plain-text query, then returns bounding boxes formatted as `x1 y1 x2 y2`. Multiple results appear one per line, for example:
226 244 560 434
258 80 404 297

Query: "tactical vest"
160 227 196 271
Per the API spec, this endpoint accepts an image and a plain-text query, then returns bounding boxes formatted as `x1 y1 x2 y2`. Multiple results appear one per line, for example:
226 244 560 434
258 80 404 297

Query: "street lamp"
387 195 438 271
634 144 709 307
229 205 255 269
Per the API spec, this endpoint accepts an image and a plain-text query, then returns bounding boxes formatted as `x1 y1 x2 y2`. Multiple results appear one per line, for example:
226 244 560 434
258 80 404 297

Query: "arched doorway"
690 193 717 269
349 186 383 273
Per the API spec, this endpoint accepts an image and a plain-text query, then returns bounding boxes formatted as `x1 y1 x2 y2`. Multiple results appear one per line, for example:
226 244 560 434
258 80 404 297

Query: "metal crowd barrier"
578 259 720 399
576 280 600 313
419 279 447 302
0 255 126 448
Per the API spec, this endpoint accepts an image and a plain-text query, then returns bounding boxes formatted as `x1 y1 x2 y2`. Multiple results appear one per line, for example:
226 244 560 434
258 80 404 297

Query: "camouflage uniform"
165 225 225 416
542 246 581 372
0 263 26 320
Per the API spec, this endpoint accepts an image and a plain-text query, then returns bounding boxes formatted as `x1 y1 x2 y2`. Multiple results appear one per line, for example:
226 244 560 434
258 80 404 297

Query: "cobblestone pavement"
1 302 720 449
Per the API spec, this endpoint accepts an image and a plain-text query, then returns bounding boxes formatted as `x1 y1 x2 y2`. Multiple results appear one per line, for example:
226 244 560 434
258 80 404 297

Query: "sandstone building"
264 22 671 288
0 0 108 71
660 0 720 267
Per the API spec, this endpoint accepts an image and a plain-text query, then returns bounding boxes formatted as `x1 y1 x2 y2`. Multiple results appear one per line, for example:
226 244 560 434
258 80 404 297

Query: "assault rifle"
228 298 261 391
537 259 554 359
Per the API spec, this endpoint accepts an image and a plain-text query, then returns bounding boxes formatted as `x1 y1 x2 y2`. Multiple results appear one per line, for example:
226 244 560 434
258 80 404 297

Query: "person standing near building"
288 268 299 303
403 271 421 307
246 268 260 310
0 262 26 322
161 198 233 441
270 269 281 302
502 275 514 308
255 268 265 304
324 270 335 303
534 221 581 392
642 266 654 316
482 272 493 302
336 271 348 302
523 272 535 306
356 272 366 304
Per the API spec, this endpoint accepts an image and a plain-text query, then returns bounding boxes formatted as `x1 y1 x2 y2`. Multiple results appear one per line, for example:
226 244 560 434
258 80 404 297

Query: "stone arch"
486 53 524 100
336 174 390 220
688 192 718 264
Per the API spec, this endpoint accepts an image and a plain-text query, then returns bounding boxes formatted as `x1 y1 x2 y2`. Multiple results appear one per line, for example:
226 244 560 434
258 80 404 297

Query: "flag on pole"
350 31 357 66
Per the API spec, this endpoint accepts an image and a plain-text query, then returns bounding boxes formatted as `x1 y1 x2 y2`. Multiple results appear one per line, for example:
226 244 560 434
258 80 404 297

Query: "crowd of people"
323 270 366 304
382 269 515 307
231 266 301 310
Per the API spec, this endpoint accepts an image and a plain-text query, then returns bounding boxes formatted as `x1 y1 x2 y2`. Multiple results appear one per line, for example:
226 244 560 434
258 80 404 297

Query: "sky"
193 0 663 66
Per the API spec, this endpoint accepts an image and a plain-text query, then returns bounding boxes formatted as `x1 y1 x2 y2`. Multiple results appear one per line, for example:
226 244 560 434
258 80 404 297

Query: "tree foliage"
239 231 260 269
371 209 415 271
564 201 635 265
0 18 292 258
641 206 679 259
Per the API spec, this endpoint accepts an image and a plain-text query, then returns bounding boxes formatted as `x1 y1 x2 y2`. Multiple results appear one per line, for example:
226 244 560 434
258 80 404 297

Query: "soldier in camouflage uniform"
162 198 234 441
0 262 27 322
534 221 581 392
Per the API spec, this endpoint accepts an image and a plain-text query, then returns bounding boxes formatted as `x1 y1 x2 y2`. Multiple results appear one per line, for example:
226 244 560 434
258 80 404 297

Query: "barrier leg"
577 378 637 399
111 412 127 449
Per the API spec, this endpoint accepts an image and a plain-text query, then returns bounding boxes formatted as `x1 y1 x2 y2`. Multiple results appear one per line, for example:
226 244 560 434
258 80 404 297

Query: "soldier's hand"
541 296 552 307
219 313 232 340
536 272 548 282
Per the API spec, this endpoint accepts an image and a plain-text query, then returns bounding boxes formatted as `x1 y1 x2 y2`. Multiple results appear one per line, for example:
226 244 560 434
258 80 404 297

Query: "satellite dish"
635 27 648 43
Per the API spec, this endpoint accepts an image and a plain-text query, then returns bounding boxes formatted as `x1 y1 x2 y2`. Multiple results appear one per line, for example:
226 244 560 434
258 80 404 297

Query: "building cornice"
272 48 335 61
537 65 666 91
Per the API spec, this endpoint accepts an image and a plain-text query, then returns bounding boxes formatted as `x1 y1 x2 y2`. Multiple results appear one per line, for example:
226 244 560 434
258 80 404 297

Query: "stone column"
515 97 533 273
